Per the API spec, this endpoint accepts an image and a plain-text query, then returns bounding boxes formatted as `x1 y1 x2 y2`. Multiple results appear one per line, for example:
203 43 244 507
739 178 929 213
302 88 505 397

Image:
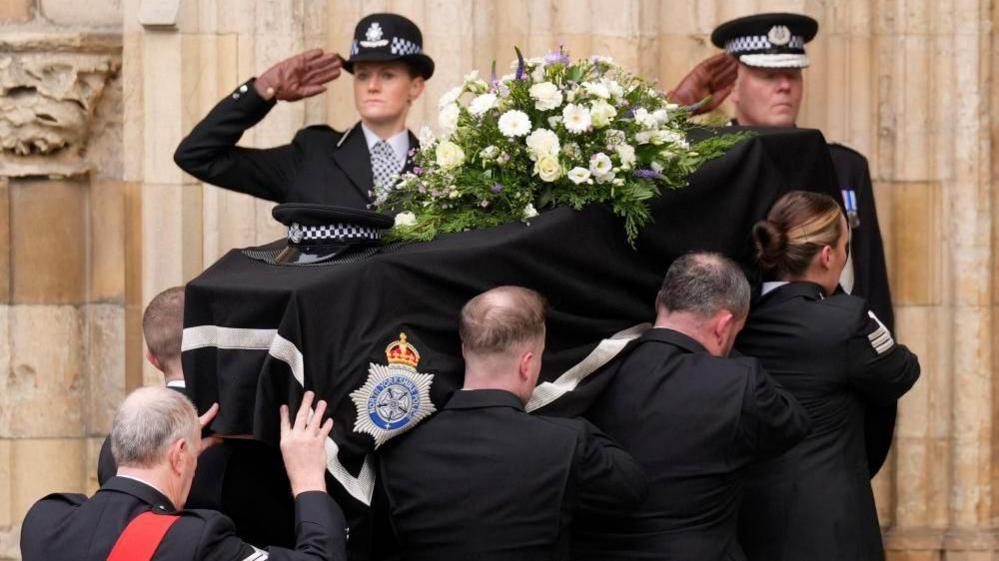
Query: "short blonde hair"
459 286 547 355
143 287 185 366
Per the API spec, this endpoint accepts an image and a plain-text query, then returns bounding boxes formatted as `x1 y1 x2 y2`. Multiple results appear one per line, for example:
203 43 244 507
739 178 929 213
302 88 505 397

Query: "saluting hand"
280 391 334 496
667 52 738 115
255 49 343 102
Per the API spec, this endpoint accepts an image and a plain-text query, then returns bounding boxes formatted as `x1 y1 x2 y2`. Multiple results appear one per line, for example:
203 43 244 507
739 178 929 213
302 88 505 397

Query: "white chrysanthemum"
567 167 591 185
529 82 564 111
438 103 460 132
589 100 617 128
394 211 417 227
616 144 636 170
583 81 610 99
534 155 562 182
522 203 539 220
525 128 560 160
562 104 591 134
498 110 531 137
589 152 613 179
438 86 462 108
468 93 498 116
417 126 435 147
435 140 466 171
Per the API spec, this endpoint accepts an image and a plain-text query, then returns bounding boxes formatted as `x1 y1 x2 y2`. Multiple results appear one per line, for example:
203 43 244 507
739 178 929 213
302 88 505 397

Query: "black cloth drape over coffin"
182 127 891 540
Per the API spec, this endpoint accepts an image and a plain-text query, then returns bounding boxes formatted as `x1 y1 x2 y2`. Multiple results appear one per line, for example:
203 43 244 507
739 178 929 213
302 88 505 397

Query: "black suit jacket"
376 389 647 561
173 79 418 207
574 328 810 561
97 386 296 548
734 282 920 561
20 476 346 561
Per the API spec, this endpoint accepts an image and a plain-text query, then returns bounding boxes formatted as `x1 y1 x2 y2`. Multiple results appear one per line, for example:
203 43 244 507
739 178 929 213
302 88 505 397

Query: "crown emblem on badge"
386 332 420 369
767 25 791 46
350 331 436 448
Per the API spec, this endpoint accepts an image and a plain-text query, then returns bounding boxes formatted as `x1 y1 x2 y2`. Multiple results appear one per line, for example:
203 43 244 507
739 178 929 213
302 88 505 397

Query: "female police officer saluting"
735 191 920 561
174 13 433 208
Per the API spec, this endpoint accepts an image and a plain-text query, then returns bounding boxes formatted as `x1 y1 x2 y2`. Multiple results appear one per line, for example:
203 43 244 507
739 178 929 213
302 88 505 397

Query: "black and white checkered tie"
370 140 402 200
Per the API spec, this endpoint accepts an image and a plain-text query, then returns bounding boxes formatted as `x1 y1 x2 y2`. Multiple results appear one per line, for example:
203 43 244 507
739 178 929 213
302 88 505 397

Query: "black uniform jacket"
20 475 346 561
829 143 898 476
574 328 811 561
376 389 648 561
734 282 920 561
97 386 296 548
173 79 418 206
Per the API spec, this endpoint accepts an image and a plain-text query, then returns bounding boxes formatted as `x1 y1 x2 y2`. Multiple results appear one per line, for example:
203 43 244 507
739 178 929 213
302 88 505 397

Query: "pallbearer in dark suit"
574 253 810 561
735 191 920 561
377 286 647 561
708 12 898 476
97 286 297 548
22 389 346 561
174 13 434 208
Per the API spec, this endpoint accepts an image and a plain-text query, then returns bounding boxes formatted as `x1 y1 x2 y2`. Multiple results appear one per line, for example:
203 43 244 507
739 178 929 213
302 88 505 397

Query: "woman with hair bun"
735 190 920 561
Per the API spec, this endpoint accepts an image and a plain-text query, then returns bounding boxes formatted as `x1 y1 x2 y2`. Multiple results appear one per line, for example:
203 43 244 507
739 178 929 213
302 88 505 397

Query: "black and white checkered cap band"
288 222 381 243
725 35 805 54
351 38 423 56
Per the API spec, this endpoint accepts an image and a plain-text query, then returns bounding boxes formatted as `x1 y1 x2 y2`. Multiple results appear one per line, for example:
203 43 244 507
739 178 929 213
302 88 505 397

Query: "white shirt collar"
761 281 789 295
116 473 169 498
166 379 186 389
360 123 409 168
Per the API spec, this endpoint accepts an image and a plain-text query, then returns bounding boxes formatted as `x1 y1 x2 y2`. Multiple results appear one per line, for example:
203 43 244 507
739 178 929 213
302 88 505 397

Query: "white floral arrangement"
380 48 744 245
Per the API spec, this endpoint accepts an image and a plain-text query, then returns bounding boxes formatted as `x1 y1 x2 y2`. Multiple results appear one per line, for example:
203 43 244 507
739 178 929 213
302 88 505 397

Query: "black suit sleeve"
197 491 347 561
846 308 920 405
739 361 811 458
572 420 648 509
173 78 300 203
97 435 116 486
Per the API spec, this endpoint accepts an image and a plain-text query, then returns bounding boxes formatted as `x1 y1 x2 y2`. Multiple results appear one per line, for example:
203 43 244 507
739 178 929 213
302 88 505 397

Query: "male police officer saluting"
174 13 433 209
706 12 897 476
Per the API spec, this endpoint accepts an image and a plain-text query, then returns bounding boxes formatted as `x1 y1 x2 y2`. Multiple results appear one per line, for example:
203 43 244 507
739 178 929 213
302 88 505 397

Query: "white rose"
438 103 460 132
589 152 614 178
417 125 435 147
529 82 564 111
589 100 617 128
438 86 462 108
525 128 561 160
435 140 466 171
562 103 592 134
394 211 417 227
583 81 610 99
498 110 531 137
652 109 669 126
567 167 591 185
534 155 562 183
616 144 636 170
522 203 539 220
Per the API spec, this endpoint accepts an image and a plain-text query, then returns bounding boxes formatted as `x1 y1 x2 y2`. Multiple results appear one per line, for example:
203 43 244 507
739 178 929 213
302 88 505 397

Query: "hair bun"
752 219 787 271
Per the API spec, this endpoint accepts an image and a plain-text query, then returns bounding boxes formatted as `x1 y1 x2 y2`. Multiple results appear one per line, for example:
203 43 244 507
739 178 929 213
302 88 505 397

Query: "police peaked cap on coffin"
344 13 435 79
711 13 819 69
271 203 393 265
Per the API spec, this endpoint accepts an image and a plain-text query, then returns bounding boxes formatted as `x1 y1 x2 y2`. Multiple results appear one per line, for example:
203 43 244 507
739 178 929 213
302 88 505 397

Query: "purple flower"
413 166 423 175
634 168 666 181
491 183 504 193
544 51 570 66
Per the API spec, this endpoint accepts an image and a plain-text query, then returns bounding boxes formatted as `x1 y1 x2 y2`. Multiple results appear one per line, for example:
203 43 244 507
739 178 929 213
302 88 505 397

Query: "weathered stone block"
0 439 11 528
40 0 121 27
2 305 83 438
10 178 87 305
11 438 85 522
0 179 9 304
89 181 126 303
84 304 125 435
0 0 33 23
887 181 942 306
85 436 106 495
